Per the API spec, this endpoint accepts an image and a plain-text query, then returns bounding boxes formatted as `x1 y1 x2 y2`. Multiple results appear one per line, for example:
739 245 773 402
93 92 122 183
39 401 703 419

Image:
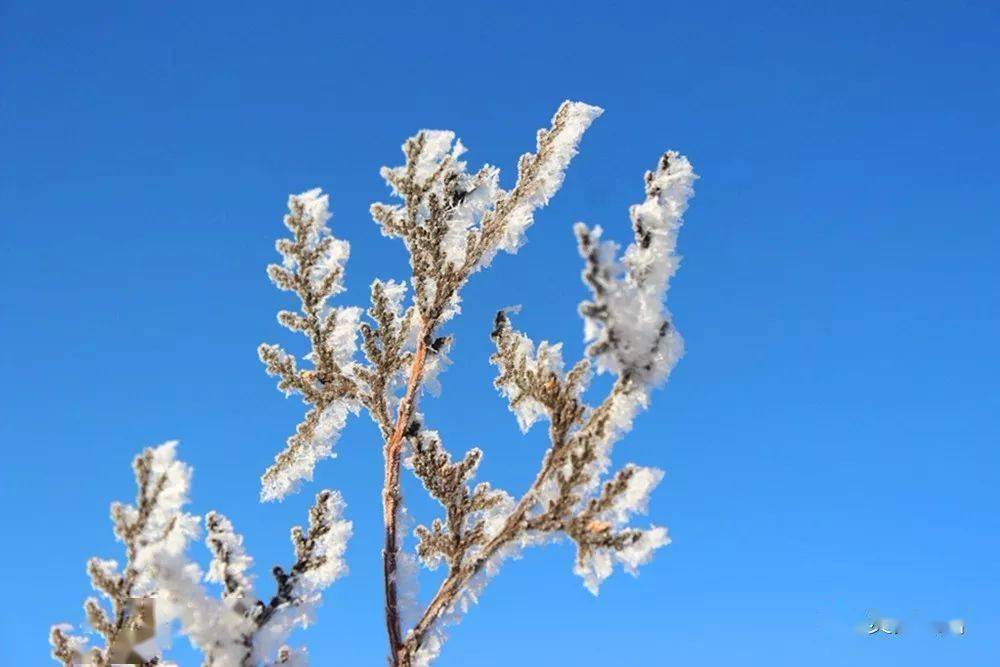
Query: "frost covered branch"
52 100 694 666
258 190 363 502
256 101 695 665
50 441 195 666
50 443 351 666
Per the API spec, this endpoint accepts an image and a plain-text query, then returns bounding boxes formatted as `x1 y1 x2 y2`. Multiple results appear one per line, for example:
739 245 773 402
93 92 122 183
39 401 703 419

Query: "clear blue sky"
2 1 998 665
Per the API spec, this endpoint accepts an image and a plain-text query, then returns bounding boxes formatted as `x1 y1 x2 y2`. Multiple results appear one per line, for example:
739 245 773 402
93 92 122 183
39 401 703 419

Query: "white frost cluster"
261 335 360 502
370 279 453 403
168 472 352 665
608 466 663 523
574 465 670 595
153 555 255 667
378 279 409 321
122 441 200 593
282 188 351 304
553 155 694 593
576 151 696 389
496 102 603 257
377 131 499 272
56 450 201 667
381 130 463 190
66 443 352 665
117 443 250 665
574 527 670 596
260 400 359 503
50 624 89 658
297 491 352 593
205 512 255 599
262 188 364 503
320 306 363 369
495 329 571 433
374 102 602 276
249 491 352 663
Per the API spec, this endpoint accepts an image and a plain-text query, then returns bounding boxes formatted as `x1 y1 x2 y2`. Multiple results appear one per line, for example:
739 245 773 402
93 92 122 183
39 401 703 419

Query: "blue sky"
2 1 998 665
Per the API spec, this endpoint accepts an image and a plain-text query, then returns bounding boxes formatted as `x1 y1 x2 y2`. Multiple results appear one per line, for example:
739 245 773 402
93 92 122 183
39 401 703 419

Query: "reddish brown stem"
383 333 429 665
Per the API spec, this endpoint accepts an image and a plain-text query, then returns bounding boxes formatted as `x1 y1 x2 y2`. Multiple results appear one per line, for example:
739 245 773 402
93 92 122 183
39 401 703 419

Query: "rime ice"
51 443 352 666
52 101 695 666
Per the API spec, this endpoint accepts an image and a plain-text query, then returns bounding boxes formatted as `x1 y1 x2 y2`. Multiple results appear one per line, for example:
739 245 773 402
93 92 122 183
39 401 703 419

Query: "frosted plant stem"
403 442 568 663
401 388 612 660
51 102 687 667
384 328 430 665
403 470 546 660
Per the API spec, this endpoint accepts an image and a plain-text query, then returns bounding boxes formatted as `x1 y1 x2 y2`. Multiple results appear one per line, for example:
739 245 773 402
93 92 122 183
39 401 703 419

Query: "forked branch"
51 101 695 667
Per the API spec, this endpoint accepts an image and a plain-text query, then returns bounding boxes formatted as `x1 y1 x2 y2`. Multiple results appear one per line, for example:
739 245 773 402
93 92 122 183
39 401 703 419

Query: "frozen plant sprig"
159 487 352 666
258 188 363 502
50 442 352 666
50 100 693 666
257 101 695 665
50 441 196 667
